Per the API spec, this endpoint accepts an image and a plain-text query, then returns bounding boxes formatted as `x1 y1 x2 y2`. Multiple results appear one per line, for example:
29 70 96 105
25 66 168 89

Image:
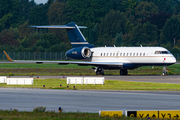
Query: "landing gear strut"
163 66 168 75
120 69 128 75
94 67 104 75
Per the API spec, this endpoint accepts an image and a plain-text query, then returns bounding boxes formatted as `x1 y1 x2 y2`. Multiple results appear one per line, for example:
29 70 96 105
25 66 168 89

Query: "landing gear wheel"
120 69 128 75
95 67 104 75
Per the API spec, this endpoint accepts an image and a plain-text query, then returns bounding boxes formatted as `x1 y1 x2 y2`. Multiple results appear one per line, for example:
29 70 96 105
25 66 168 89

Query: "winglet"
3 51 13 62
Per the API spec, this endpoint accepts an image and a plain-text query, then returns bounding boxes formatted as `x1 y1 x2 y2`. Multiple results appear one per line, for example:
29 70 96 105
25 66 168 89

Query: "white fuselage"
90 47 176 65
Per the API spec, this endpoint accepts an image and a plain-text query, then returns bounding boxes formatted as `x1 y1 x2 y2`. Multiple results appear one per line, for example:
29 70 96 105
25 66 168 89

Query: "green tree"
43 33 60 45
135 1 158 20
112 0 126 12
140 0 174 13
19 0 35 21
0 14 13 31
153 0 173 13
23 32 44 48
98 10 127 39
174 1 180 15
29 5 49 25
131 22 158 46
18 22 34 39
140 13 172 30
0 0 23 31
47 2 66 25
0 29 20 46
67 0 114 27
121 33 134 46
48 42 71 52
124 0 137 9
96 34 114 46
35 39 50 49
115 32 123 46
160 15 180 47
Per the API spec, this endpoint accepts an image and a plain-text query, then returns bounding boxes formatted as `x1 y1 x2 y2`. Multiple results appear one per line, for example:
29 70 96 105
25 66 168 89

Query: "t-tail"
30 22 94 48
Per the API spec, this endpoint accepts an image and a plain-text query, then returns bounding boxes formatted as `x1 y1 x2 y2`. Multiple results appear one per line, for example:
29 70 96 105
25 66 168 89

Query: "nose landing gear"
163 66 168 75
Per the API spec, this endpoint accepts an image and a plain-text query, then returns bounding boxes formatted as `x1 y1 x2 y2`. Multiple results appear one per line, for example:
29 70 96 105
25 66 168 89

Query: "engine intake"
66 47 92 59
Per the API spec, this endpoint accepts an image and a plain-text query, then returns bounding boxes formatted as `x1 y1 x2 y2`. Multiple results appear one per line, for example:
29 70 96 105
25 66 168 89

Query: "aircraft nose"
172 56 177 63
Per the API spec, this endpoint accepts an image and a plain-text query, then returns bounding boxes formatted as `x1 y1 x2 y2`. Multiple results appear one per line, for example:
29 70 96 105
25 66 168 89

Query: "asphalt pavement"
1 88 180 113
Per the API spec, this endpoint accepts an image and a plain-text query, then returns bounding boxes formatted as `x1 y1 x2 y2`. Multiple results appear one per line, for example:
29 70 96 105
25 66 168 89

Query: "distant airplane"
4 22 176 75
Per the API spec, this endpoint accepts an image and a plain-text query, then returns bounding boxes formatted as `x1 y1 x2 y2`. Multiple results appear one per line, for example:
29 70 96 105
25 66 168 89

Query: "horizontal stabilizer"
29 22 92 48
29 25 87 29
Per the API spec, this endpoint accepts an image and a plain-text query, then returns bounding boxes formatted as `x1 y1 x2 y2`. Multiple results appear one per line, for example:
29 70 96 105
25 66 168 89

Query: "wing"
3 51 123 67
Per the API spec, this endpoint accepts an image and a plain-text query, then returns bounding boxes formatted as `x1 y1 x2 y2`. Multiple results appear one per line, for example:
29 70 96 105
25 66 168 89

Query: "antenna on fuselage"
114 45 116 47
140 44 142 47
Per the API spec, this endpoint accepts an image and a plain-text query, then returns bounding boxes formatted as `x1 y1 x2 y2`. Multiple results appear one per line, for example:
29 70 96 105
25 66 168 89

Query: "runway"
1 75 180 113
1 88 180 113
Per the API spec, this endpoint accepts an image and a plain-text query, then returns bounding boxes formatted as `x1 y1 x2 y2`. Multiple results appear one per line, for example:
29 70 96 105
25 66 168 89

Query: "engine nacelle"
66 47 92 59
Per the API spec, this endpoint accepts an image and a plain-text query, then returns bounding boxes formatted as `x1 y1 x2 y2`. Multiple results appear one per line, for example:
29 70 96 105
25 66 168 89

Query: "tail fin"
3 51 13 62
30 22 94 48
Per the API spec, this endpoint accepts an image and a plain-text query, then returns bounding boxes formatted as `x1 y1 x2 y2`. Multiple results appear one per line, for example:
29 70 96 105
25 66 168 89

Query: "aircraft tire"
96 68 104 75
120 69 128 75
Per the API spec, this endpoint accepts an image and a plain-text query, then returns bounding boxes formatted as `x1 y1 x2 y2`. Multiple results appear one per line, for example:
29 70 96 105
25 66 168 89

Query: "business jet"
4 22 176 75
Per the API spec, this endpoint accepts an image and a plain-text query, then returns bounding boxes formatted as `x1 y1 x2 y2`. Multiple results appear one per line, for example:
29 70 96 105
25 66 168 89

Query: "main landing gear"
120 69 128 75
94 67 104 75
163 66 168 75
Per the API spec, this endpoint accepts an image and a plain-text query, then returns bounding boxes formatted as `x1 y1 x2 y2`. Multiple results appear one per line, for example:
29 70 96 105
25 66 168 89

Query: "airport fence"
0 52 180 61
0 52 69 61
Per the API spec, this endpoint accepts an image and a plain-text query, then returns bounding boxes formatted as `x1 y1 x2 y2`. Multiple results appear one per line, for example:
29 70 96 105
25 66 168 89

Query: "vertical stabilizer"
66 22 94 48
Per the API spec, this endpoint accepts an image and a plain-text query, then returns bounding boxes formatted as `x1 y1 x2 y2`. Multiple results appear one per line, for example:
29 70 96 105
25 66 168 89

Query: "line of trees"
0 0 180 54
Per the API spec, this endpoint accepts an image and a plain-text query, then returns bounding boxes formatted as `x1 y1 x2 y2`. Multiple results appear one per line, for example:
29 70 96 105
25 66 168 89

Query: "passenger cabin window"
116 53 118 56
104 53 106 56
113 53 115 56
155 51 170 54
143 53 145 56
133 53 135 56
120 53 122 56
101 53 102 56
123 53 125 56
137 53 138 56
127 53 129 56
110 53 112 56
130 53 132 56
107 53 108 56
140 53 142 56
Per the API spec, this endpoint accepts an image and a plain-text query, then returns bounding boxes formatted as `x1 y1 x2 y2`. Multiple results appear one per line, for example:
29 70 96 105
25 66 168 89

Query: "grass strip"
1 78 180 91
0 63 180 76
0 110 147 120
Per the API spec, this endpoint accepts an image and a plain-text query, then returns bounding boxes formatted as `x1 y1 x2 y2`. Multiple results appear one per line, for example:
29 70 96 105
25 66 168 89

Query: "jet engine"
66 47 92 59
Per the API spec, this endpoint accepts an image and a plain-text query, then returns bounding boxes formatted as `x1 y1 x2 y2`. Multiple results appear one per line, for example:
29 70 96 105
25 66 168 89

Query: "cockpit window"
155 51 161 54
155 51 170 54
161 51 169 54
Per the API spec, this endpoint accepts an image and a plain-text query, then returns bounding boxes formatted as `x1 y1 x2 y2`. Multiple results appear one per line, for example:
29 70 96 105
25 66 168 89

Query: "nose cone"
172 56 177 63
